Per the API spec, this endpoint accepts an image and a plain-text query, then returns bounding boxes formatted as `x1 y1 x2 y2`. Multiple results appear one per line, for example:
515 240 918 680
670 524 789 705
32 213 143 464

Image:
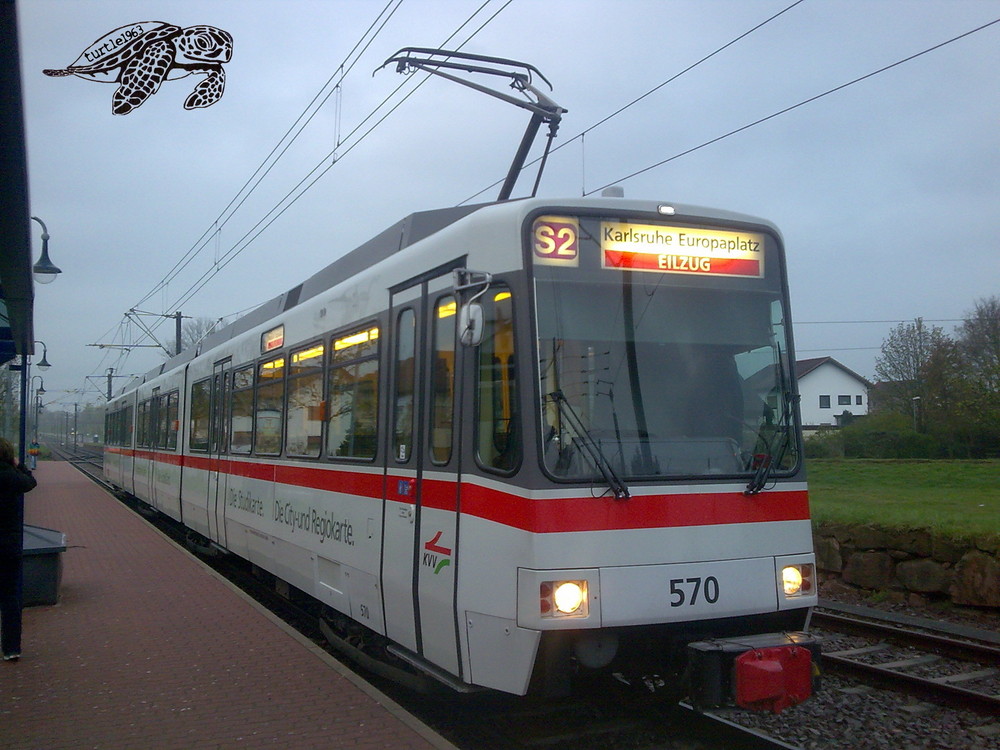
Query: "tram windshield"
534 216 799 484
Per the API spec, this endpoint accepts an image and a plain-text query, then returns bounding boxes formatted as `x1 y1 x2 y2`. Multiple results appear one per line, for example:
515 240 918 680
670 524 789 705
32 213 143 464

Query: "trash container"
22 524 67 606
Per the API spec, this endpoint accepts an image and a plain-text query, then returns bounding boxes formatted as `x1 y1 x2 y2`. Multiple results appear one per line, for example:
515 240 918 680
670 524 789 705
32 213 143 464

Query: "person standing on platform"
0 437 36 662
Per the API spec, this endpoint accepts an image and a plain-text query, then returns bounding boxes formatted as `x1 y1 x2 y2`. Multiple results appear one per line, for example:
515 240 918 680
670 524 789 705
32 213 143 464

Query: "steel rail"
815 610 1000 715
813 611 1000 664
822 652 1000 715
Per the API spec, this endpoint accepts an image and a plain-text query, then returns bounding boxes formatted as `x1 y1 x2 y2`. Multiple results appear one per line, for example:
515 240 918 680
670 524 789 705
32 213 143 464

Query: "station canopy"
0 0 35 365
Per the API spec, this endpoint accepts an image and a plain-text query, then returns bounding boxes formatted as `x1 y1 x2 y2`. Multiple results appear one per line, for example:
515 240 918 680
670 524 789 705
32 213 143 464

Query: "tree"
955 296 1000 455
958 296 1000 393
872 318 947 419
872 303 1000 457
921 336 977 455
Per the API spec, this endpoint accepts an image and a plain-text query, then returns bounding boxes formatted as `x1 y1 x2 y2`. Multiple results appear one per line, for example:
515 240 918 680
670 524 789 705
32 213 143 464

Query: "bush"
810 413 941 459
804 429 843 458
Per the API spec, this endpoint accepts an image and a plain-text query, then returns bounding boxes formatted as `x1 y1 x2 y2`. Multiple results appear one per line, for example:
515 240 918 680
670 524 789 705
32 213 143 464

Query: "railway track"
48 444 805 750
813 605 1000 716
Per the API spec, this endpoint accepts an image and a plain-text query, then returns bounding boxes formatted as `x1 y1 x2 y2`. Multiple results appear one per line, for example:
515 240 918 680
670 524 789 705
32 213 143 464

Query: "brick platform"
0 462 454 749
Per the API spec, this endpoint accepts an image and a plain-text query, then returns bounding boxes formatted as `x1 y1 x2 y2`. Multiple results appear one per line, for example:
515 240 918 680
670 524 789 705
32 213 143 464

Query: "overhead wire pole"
121 309 188 356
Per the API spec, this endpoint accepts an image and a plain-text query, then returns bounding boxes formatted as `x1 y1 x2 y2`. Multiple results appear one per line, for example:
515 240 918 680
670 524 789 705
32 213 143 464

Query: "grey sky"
16 0 1000 408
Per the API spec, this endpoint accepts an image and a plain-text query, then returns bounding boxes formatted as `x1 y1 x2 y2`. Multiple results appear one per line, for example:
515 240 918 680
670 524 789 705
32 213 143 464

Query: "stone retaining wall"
813 523 1000 608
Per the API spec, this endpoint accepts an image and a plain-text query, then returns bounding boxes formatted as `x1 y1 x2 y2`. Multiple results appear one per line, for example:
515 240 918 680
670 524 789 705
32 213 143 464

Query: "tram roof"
128 195 781 391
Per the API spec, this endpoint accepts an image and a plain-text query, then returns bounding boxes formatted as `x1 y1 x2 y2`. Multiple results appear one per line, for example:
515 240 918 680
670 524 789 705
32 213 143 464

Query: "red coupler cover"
734 645 812 713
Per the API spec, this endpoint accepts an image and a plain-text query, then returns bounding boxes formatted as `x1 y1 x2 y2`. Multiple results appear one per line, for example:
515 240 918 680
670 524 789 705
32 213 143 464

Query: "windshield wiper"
745 339 798 495
745 389 798 495
547 390 630 500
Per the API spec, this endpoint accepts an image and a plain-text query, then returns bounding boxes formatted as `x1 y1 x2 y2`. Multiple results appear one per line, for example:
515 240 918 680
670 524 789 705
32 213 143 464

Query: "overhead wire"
158 0 513 314
133 0 405 311
101 0 513 378
459 0 807 205
587 17 1000 194
98 0 409 379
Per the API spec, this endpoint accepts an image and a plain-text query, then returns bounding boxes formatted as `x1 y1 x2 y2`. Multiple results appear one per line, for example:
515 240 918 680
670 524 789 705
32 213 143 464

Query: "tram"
105 194 819 711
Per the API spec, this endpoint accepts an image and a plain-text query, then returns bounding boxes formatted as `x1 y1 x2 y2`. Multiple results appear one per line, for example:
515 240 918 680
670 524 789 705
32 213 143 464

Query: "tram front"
518 204 819 710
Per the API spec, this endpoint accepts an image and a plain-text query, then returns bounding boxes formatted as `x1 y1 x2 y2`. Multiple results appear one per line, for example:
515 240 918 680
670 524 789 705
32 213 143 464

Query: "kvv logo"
422 531 452 575
43 21 233 115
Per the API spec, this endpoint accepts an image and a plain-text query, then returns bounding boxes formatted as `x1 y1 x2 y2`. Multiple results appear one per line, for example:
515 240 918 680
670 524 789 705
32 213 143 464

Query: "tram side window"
230 366 254 454
477 288 520 472
149 393 161 448
125 404 134 446
287 342 325 458
328 325 379 460
255 356 285 455
210 372 231 455
168 391 179 449
154 395 166 448
393 310 416 463
160 391 179 450
431 296 457 464
190 379 211 452
137 400 149 448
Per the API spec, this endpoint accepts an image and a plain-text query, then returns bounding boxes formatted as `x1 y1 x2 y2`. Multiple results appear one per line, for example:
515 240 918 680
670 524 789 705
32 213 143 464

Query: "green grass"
806 459 1000 541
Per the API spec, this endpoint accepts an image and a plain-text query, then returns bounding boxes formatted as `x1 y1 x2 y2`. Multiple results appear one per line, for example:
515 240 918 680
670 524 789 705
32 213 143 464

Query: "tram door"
206 359 231 547
383 271 463 676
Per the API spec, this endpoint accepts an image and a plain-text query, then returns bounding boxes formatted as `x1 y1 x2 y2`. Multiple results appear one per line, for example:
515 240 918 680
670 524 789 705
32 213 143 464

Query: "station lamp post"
30 376 45 443
19 217 61 464
33 340 51 371
30 216 61 284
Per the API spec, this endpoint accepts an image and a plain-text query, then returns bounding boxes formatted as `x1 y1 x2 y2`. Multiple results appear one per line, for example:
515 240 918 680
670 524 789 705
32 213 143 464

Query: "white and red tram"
105 195 819 710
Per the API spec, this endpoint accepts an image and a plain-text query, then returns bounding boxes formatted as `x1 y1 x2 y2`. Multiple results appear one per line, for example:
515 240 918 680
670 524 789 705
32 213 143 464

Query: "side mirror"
459 303 484 346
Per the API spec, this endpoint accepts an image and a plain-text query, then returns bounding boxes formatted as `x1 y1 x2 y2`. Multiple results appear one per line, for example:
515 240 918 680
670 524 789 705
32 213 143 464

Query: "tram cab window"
230 366 254 454
537 277 798 480
476 287 520 473
431 296 457 464
255 356 285 455
190 380 211 452
287 342 325 458
328 325 379 460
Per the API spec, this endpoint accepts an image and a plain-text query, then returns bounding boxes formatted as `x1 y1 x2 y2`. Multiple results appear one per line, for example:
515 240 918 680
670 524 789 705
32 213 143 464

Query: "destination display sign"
261 324 284 352
601 221 765 278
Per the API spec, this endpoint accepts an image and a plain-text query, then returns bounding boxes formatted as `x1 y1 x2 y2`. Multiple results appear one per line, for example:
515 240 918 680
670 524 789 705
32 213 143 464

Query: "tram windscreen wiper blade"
547 390 630 500
744 391 795 496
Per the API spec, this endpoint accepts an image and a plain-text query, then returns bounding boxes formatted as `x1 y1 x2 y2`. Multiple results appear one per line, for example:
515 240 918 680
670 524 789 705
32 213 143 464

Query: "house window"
838 395 851 406
856 395 863 406
819 395 831 409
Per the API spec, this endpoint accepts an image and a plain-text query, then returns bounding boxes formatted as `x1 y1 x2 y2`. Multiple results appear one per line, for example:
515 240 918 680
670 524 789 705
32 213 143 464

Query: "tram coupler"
686 632 821 714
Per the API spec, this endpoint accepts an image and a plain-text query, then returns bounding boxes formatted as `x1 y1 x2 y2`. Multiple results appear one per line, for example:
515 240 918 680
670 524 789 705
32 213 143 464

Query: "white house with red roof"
795 357 871 429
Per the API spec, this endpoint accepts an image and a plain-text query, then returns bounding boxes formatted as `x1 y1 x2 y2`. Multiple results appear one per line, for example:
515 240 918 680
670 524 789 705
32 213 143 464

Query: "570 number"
669 576 720 607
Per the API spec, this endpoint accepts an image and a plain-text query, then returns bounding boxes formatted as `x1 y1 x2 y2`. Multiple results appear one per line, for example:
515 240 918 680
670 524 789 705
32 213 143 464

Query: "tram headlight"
781 564 814 597
540 580 589 617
